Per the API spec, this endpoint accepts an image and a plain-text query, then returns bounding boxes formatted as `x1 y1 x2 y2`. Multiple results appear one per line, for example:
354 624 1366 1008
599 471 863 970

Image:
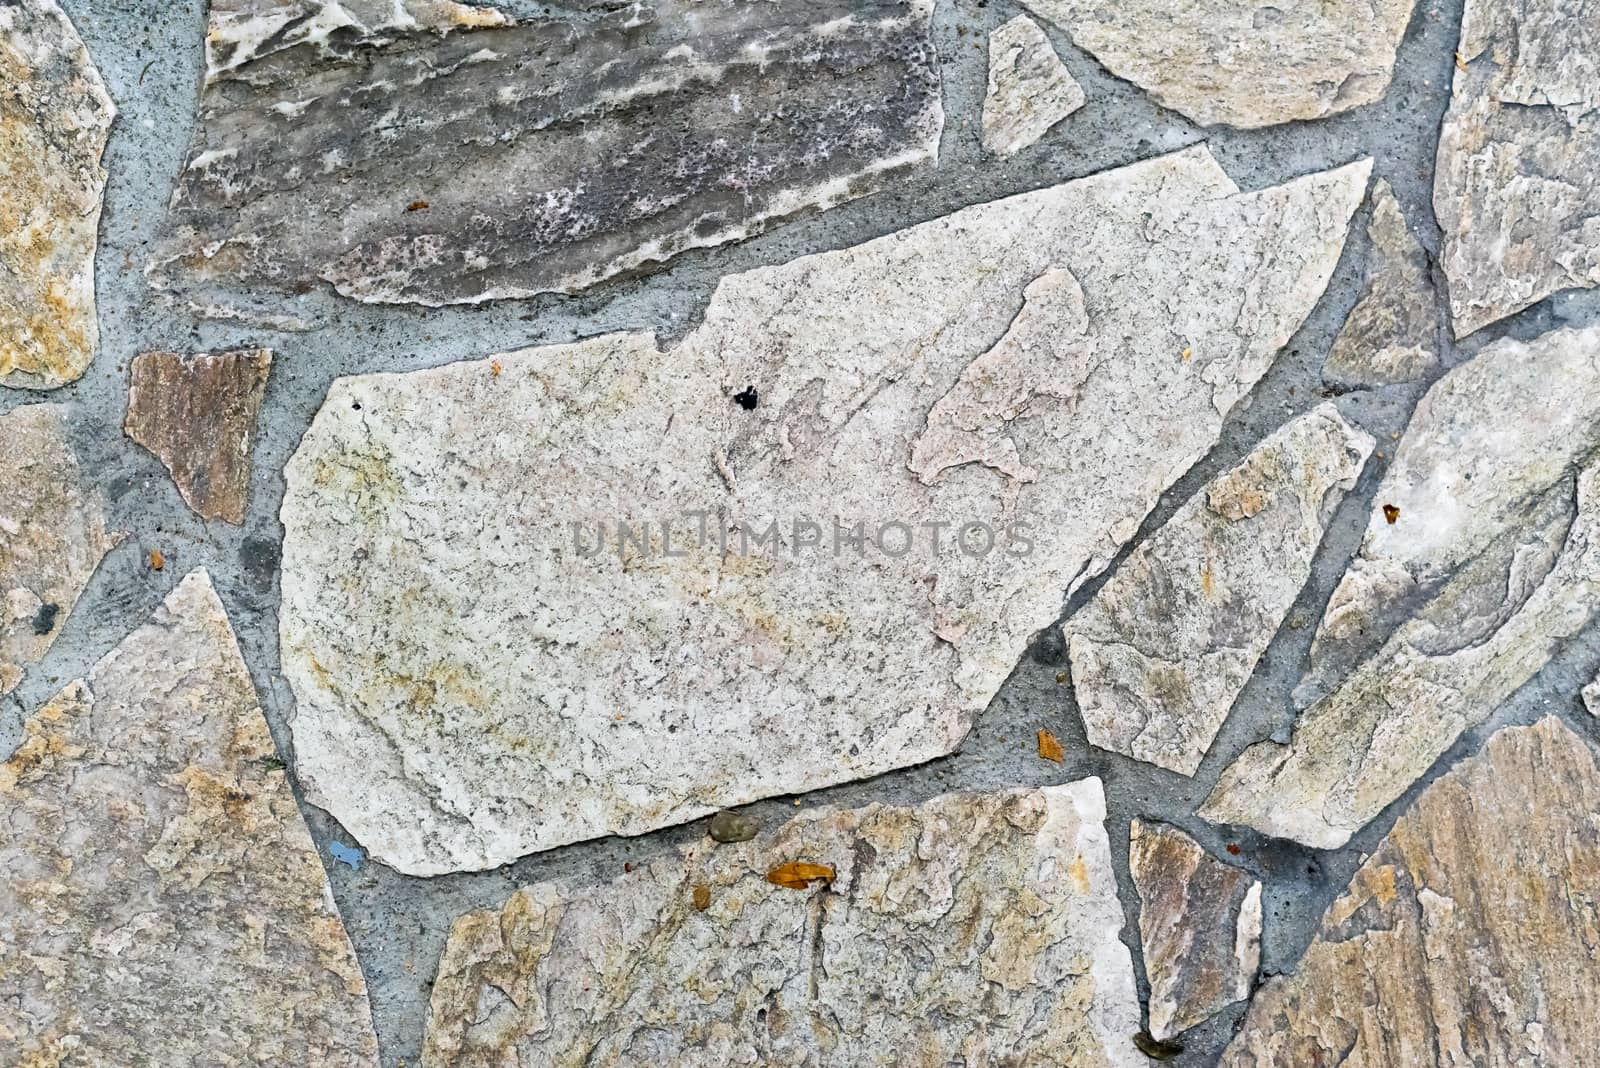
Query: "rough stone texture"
1 404 118 696
1129 820 1261 1042
1067 404 1374 775
1201 452 1600 848
1296 325 1600 711
1218 717 1600 1066
1019 0 1419 128
1323 179 1442 388
1586 673 1600 716
423 781 1141 1067
0 0 115 389
124 349 273 525
0 570 379 1066
278 147 1369 874
146 0 943 310
1435 0 1600 337
982 15 1085 157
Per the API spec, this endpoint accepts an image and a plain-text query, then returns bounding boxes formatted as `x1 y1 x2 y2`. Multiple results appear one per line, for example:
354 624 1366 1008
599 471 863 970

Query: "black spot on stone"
733 387 759 411
31 603 60 636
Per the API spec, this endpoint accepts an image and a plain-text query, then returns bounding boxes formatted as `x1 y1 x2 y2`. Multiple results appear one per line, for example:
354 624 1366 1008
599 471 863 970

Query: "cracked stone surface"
1586 673 1600 716
0 0 114 389
146 0 943 311
981 15 1085 157
125 349 273 525
1435 0 1600 337
0 570 379 1066
278 147 1369 874
1130 820 1261 1042
1066 404 1374 775
1 404 118 696
423 781 1141 1067
1218 717 1600 1067
1296 325 1600 712
1019 0 1419 128
1201 449 1600 848
1322 179 1442 389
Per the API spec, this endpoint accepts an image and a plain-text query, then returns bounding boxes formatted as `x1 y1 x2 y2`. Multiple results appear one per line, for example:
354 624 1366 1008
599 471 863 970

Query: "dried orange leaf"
692 884 711 910
1037 728 1064 763
149 549 165 571
1382 503 1400 524
1454 51 1467 72
766 862 834 890
406 200 430 211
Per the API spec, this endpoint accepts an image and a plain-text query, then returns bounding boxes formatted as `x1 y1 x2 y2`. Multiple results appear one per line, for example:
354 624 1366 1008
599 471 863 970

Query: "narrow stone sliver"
422 782 1142 1067
1066 403 1375 776
278 147 1369 876
0 570 380 1066
981 15 1086 157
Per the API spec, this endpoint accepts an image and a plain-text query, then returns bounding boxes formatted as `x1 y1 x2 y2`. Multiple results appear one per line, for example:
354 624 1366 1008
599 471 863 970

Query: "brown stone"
1129 820 1260 1040
1219 717 1600 1066
125 349 272 524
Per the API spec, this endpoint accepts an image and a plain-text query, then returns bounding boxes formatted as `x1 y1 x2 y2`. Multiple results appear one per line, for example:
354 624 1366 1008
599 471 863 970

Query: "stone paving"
4 0 1600 1065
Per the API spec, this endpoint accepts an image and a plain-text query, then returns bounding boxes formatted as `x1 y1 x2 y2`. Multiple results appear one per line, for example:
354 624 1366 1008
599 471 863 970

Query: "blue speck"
329 841 363 871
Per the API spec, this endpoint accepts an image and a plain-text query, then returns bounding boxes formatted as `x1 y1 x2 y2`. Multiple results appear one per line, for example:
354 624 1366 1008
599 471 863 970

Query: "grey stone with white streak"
0 0 115 389
1322 179 1442 388
1067 404 1373 775
279 146 1369 875
1019 0 1419 128
1130 820 1261 1041
0 571 379 1066
1295 325 1600 711
147 0 942 311
423 781 1142 1067
1201 452 1600 848
1434 0 1600 337
1 404 119 696
982 15 1086 157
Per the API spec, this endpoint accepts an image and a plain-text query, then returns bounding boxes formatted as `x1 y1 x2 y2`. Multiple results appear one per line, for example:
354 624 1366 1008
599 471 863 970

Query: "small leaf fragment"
406 200 430 211
1382 503 1400 524
1134 1030 1183 1059
1037 729 1064 763
766 862 834 890
1454 50 1467 71
692 884 711 910
149 549 165 571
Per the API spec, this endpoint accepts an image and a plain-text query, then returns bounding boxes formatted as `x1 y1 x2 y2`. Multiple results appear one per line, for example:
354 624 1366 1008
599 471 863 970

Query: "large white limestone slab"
280 147 1369 874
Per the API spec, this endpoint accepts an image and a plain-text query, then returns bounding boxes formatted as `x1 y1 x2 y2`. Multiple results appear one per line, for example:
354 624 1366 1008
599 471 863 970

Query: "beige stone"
982 15 1085 156
423 781 1142 1067
1219 717 1600 1066
0 570 379 1066
1 404 118 695
0 0 115 389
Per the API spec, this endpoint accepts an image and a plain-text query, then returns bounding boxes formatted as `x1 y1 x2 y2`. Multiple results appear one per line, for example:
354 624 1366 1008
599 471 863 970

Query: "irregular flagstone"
0 0 115 389
423 781 1142 1067
0 570 379 1066
1219 717 1600 1066
1435 0 1600 337
1 404 118 695
1585 672 1600 716
982 15 1085 157
1129 820 1261 1041
1067 404 1374 775
147 0 943 309
280 146 1369 875
1019 0 1418 128
1295 325 1600 710
125 348 273 524
1201 456 1600 848
1323 179 1442 388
